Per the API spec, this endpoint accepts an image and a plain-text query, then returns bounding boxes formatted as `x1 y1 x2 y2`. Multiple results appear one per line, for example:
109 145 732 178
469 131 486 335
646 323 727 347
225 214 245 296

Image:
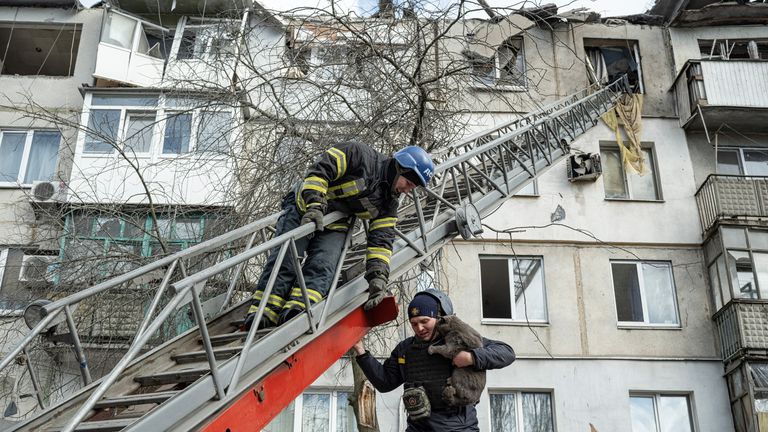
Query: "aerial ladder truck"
0 78 627 431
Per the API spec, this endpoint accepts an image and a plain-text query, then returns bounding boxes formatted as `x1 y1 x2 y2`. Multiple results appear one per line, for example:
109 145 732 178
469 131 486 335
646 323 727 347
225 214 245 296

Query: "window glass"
628 149 658 200
642 263 678 325
335 392 355 432
749 230 768 251
124 113 155 153
174 218 201 240
754 252 768 300
197 111 230 152
23 131 60 183
481 258 511 319
522 393 554 432
490 393 517 432
743 149 768 176
658 396 693 432
708 262 723 310
727 250 757 299
612 261 679 325
102 13 137 49
612 262 644 322
0 133 26 182
630 396 656 432
302 393 331 432
722 227 747 249
85 109 120 153
602 148 627 198
163 113 192 154
513 258 547 321
717 149 742 175
717 255 732 304
91 94 159 107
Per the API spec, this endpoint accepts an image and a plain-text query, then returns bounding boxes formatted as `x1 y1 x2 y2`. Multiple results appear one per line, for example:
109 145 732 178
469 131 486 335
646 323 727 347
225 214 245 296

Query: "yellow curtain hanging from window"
601 93 645 174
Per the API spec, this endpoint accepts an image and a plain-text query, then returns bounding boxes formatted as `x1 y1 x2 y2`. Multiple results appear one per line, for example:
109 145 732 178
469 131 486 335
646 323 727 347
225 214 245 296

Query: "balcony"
714 300 768 362
673 60 768 133
695 175 768 235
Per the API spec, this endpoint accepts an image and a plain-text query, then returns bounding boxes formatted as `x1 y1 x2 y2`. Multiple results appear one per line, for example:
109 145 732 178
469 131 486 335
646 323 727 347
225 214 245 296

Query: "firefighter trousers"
247 191 347 325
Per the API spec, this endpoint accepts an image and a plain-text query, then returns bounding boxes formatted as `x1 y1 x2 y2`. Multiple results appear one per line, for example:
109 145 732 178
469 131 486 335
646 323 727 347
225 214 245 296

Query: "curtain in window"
522 393 554 432
641 263 678 325
0 133 25 182
335 392 355 432
491 393 517 431
24 131 60 183
585 47 607 84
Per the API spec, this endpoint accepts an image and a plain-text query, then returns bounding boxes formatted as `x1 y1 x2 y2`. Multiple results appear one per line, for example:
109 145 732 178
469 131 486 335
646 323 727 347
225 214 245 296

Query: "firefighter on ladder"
243 142 435 330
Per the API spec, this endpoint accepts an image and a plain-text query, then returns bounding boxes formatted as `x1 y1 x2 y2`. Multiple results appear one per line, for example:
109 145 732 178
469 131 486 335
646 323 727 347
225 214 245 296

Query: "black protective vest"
404 339 453 411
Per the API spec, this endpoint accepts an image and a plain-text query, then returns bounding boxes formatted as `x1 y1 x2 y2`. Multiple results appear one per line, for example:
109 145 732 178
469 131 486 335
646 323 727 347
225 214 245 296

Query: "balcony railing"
695 175 768 234
713 299 768 362
673 59 768 129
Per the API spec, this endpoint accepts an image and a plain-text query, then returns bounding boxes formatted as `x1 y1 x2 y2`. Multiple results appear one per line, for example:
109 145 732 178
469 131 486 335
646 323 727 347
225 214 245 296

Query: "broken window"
464 37 526 88
101 11 171 59
584 39 643 93
0 22 81 76
699 39 768 60
0 130 60 184
611 261 679 326
177 24 238 61
479 256 547 321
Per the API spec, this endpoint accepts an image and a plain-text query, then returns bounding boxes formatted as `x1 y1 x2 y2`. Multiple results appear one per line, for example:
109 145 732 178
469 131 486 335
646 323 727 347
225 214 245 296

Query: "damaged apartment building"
0 0 767 431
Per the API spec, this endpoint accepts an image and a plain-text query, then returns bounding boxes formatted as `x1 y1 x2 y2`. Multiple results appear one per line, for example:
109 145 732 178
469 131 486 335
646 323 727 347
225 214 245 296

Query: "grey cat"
427 315 486 406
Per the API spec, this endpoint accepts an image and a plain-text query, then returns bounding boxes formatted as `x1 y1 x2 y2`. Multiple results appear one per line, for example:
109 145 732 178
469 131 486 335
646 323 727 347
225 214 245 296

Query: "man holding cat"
352 289 515 431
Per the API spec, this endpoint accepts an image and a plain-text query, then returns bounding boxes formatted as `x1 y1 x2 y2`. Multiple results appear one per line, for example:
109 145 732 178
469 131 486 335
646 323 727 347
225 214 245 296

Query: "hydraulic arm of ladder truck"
0 78 628 432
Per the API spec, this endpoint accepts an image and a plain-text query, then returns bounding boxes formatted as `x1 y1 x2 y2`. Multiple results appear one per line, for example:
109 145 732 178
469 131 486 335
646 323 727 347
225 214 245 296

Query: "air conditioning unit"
30 181 67 203
19 255 57 283
567 153 602 182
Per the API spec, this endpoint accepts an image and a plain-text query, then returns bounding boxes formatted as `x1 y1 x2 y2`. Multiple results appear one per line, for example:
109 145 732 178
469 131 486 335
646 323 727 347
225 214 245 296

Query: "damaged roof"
650 0 768 26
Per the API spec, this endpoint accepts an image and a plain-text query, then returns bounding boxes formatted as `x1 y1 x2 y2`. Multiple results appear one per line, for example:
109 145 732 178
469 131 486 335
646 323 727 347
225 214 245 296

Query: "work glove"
301 207 324 232
364 276 388 310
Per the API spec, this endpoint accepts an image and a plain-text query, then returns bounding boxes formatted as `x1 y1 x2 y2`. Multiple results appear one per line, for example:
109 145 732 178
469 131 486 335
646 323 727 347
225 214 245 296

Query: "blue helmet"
394 146 435 187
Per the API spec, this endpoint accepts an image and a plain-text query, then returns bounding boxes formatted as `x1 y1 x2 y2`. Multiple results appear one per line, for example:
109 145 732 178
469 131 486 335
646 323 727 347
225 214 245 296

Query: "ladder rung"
93 391 179 408
172 346 243 364
133 368 209 386
205 331 247 346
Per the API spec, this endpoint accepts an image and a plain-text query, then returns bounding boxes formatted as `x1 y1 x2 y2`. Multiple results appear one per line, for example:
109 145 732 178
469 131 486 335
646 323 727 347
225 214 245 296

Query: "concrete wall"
0 7 100 108
481 118 701 244
309 358 732 432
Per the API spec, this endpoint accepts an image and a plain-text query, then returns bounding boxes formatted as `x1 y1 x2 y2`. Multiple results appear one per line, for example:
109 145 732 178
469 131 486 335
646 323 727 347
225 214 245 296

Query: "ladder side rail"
60 287 193 432
219 230 260 313
40 211 285 317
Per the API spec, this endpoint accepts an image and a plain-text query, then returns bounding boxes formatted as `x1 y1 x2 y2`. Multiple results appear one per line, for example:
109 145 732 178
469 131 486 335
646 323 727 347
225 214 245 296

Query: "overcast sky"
259 0 656 18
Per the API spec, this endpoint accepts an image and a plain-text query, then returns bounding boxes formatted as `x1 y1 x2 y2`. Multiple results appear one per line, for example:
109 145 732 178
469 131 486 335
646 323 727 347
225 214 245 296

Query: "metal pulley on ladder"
455 203 483 240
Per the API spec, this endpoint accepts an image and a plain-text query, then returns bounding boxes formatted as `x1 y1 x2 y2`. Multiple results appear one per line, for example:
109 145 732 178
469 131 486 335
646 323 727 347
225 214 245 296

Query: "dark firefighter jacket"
297 141 400 282
355 335 515 430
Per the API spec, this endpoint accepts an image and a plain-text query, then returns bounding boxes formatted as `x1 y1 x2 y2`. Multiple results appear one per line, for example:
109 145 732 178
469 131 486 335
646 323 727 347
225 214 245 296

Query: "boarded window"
0 22 81 76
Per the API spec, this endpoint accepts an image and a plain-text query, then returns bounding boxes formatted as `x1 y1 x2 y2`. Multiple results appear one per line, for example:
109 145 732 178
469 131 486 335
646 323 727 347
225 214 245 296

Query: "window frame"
610 260 681 329
265 388 354 431
600 142 663 202
0 129 61 187
487 389 556 432
80 93 234 157
479 255 549 325
716 147 768 176
100 10 170 60
0 22 82 76
629 392 697 432
584 38 645 94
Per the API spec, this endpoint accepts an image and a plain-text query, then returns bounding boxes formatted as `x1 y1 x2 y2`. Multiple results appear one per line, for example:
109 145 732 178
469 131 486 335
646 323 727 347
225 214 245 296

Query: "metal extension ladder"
0 79 627 432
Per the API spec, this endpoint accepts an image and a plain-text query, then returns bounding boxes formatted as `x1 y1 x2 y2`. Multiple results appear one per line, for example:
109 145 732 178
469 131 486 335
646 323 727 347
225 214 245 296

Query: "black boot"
241 313 275 332
278 307 304 325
